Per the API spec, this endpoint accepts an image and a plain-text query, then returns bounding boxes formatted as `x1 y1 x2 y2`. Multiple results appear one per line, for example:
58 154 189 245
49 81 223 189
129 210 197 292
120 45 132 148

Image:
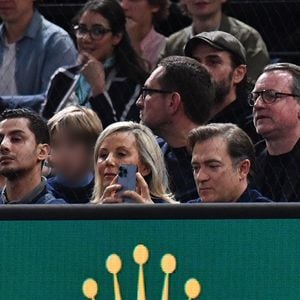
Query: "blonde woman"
91 121 175 204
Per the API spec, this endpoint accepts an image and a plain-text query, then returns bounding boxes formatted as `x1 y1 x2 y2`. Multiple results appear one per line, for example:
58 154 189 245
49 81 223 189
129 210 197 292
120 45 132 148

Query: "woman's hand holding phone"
101 172 153 204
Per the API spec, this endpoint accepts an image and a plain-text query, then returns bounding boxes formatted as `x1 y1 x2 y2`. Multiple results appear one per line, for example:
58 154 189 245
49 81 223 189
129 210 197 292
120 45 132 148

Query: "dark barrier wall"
0 204 300 299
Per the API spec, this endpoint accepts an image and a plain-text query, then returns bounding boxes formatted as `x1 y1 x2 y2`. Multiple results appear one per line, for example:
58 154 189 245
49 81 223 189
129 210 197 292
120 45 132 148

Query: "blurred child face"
96 131 149 189
50 133 93 183
76 10 122 62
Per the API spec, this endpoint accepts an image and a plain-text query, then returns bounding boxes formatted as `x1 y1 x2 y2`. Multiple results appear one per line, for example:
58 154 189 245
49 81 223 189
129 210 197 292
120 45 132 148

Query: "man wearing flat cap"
185 30 260 143
160 0 269 82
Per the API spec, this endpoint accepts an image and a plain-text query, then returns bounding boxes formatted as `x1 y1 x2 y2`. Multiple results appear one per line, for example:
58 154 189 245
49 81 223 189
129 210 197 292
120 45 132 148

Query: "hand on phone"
100 164 153 204
117 164 137 203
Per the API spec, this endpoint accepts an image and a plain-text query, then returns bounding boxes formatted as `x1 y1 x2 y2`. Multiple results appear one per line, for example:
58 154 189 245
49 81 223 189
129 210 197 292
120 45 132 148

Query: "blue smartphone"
117 164 137 203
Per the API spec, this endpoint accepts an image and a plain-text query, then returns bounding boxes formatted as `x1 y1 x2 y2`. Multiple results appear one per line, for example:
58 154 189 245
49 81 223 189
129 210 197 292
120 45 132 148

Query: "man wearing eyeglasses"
136 56 215 202
250 62 300 202
0 0 77 111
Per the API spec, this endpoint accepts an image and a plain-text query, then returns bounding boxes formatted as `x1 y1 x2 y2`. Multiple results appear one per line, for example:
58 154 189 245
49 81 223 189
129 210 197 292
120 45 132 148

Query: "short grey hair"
263 62 300 97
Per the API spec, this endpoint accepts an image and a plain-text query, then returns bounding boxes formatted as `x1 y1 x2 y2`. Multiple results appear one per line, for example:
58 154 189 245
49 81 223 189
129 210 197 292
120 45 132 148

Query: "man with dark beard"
0 109 66 204
184 31 260 143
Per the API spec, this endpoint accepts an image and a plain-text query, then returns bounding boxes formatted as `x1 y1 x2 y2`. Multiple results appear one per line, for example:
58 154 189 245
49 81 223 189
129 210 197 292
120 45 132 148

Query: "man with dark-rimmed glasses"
250 62 300 202
136 55 215 202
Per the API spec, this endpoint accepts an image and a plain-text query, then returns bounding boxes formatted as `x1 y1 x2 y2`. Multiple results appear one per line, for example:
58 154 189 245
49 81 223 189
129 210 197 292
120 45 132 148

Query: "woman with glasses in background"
42 0 147 128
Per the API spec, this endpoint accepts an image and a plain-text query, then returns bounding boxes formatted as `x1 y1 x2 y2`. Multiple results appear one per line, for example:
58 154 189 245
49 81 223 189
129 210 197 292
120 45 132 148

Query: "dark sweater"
159 138 198 203
188 188 272 203
209 95 261 144
47 176 94 204
253 139 300 202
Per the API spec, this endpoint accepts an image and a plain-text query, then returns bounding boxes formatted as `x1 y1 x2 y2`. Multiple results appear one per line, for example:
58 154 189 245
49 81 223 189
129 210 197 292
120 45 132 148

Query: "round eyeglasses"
73 24 112 40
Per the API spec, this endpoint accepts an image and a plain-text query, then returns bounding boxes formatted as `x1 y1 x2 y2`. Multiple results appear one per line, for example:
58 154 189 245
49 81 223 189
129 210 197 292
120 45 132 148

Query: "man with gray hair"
249 63 300 201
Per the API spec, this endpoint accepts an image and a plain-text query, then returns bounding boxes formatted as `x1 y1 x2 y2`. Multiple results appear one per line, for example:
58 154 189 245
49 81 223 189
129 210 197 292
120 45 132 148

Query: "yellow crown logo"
82 244 202 300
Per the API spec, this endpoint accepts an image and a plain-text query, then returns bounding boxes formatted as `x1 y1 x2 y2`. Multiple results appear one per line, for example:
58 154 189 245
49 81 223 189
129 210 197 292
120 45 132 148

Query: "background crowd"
0 0 299 204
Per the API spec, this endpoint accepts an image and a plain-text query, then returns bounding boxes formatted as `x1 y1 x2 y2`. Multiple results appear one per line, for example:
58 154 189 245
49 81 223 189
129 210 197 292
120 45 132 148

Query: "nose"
136 94 144 108
0 136 10 154
105 152 117 166
195 168 210 183
253 94 265 110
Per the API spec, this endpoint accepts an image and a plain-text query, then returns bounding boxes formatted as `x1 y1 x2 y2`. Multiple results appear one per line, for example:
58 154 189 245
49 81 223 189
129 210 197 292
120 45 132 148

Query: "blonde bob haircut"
48 106 103 149
91 121 174 203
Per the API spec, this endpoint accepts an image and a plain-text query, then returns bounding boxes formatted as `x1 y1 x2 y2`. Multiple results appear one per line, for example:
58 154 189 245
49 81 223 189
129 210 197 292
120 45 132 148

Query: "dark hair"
227 52 250 101
0 109 50 145
188 123 255 178
157 56 215 124
148 0 170 24
74 0 147 83
263 63 300 96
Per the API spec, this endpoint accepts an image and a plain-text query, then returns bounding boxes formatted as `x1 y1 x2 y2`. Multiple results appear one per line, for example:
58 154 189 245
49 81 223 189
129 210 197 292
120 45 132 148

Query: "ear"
232 64 247 85
238 159 250 181
139 163 151 177
112 32 123 46
37 144 50 162
168 92 182 115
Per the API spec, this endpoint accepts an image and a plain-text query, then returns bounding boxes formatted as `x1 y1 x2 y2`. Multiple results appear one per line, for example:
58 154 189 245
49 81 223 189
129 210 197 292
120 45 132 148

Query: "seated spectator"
161 0 269 82
184 31 260 143
47 106 103 204
250 63 300 202
42 0 147 128
188 123 271 203
136 56 215 202
0 0 77 111
121 0 169 69
91 121 175 204
0 109 66 204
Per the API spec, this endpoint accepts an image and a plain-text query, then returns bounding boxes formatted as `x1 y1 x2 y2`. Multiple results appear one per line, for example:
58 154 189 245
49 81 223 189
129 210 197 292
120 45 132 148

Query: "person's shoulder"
37 191 67 204
39 13 71 37
242 189 273 203
167 26 191 41
224 15 264 38
187 198 201 203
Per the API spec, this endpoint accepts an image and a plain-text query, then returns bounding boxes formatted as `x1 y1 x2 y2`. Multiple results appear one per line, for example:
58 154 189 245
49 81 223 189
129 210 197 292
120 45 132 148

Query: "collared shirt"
0 177 66 204
0 41 17 95
140 27 166 70
0 10 78 110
